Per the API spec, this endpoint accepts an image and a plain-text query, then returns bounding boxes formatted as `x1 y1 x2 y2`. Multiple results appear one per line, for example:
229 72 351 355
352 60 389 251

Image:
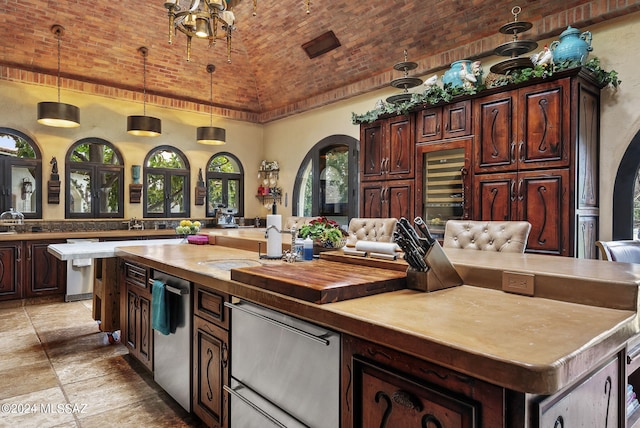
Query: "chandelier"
164 0 311 63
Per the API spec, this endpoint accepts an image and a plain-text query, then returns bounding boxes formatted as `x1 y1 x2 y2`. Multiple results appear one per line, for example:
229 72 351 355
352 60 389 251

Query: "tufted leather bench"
595 240 640 262
346 218 398 247
284 216 316 231
443 220 531 253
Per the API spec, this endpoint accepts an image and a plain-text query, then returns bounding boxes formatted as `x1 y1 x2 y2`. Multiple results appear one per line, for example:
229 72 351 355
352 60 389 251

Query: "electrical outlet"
502 271 535 296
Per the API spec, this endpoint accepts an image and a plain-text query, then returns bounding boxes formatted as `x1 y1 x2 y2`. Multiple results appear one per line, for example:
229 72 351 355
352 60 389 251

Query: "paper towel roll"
355 241 398 255
266 214 282 258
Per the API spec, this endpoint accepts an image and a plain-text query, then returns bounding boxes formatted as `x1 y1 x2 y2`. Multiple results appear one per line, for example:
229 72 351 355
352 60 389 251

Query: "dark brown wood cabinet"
416 100 471 143
24 239 66 297
473 79 571 174
471 71 601 256
360 179 413 219
0 239 67 301
0 242 21 301
192 284 230 428
120 260 153 371
360 115 414 182
473 170 570 255
341 334 505 428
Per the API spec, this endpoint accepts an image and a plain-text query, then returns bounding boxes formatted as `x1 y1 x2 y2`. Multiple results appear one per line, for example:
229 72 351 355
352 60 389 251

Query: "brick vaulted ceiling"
0 0 637 123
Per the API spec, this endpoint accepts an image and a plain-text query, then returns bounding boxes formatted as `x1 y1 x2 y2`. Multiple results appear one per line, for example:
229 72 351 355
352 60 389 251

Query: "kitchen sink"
197 259 263 271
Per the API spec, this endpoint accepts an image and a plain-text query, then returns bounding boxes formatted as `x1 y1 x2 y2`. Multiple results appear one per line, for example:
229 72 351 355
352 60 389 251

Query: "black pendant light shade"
127 115 162 137
197 63 226 145
37 24 81 128
196 126 226 145
127 46 161 137
37 101 80 128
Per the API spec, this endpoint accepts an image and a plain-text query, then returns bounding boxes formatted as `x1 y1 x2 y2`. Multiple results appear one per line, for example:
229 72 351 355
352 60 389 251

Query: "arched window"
613 129 640 239
0 128 42 218
66 138 124 219
292 135 358 226
206 152 244 217
144 146 190 218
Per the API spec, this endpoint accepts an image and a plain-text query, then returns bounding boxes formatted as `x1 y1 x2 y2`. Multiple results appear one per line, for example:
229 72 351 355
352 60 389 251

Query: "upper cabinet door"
517 79 570 170
416 101 471 143
473 92 517 173
386 115 414 179
360 120 384 180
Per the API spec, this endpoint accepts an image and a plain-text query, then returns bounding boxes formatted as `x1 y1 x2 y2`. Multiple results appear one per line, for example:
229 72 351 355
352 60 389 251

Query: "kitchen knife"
414 217 436 246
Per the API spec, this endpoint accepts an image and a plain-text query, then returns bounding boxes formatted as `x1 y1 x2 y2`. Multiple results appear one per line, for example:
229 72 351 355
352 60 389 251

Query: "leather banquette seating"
346 218 398 247
443 220 532 253
595 240 640 263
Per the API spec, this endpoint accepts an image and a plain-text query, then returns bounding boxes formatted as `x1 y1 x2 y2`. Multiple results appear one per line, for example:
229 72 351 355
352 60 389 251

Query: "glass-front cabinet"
415 138 472 240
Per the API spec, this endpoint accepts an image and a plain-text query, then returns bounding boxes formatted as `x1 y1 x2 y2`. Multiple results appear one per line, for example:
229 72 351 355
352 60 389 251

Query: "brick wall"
0 0 638 123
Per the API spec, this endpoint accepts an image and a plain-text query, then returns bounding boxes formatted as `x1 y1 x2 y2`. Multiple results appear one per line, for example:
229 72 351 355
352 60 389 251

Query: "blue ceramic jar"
549 26 593 64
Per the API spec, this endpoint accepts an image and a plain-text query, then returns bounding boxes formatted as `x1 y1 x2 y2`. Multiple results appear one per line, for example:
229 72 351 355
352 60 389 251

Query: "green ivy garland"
352 57 620 125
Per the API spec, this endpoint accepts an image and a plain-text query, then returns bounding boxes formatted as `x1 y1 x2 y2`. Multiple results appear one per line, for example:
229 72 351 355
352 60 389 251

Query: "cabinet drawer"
194 284 229 329
124 262 147 288
353 356 478 428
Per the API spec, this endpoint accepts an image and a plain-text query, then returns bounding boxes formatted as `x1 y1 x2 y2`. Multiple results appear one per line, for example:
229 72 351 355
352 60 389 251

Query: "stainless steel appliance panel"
152 271 192 412
229 300 340 428
225 379 307 428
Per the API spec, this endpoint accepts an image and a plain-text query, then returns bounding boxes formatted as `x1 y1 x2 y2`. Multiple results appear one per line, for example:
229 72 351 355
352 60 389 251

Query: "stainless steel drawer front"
227 301 340 428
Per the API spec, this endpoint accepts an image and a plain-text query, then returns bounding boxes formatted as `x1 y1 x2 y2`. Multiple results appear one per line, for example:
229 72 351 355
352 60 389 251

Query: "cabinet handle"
436 123 440 133
27 246 32 262
519 141 525 162
510 180 516 201
517 179 524 201
510 141 516 163
392 390 423 411
444 122 449 131
223 383 290 428
224 302 331 346
16 245 21 262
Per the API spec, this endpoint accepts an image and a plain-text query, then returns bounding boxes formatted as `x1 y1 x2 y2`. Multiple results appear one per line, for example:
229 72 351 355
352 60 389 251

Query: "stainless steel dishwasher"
152 271 192 413
225 300 340 428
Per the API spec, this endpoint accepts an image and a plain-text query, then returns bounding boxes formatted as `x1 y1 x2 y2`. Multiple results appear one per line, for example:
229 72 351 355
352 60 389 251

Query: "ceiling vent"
302 30 341 59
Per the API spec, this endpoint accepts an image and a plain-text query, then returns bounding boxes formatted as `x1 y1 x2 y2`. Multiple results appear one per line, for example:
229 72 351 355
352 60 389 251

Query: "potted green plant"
298 216 348 251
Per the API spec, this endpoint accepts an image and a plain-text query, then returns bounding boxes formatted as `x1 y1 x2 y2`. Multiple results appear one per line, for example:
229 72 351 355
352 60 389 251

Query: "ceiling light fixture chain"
36 23 81 128
54 25 63 103
165 0 311 63
139 46 149 116
197 63 226 145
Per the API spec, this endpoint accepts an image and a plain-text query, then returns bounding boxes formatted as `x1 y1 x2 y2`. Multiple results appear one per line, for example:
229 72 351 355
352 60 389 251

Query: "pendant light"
37 25 80 128
197 64 226 145
127 47 161 137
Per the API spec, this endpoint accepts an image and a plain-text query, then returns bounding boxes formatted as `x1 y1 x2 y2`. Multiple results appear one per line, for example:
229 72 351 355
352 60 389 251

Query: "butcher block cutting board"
230 259 407 304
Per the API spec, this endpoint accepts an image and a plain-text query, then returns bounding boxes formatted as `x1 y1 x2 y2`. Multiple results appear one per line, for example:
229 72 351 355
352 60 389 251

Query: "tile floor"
0 300 204 428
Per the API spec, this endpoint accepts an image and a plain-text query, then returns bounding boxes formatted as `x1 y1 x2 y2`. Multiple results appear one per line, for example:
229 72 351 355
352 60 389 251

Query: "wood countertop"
114 237 640 395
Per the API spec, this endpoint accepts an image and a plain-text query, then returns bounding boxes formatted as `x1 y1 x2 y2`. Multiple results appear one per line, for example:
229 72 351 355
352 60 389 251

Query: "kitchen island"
114 232 640 427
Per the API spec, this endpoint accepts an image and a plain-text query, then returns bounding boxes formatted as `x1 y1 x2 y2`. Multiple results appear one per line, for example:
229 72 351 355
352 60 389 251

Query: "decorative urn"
442 60 479 89
549 26 593 64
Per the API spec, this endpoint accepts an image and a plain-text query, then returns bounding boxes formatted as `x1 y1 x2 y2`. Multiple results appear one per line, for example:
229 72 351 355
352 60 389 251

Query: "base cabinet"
120 260 153 371
0 242 21 301
24 239 66 297
342 335 505 428
537 355 621 427
192 284 230 428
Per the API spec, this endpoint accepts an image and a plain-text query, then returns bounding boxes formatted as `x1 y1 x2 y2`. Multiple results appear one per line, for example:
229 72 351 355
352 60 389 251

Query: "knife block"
406 242 463 292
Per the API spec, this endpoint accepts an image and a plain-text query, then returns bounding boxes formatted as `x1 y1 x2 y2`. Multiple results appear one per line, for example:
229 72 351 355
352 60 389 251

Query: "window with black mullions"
205 152 244 218
143 146 190 218
65 138 123 219
0 128 42 219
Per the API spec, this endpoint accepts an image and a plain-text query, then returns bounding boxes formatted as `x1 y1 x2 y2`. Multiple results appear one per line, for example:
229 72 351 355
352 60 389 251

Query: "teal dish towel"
151 280 170 335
